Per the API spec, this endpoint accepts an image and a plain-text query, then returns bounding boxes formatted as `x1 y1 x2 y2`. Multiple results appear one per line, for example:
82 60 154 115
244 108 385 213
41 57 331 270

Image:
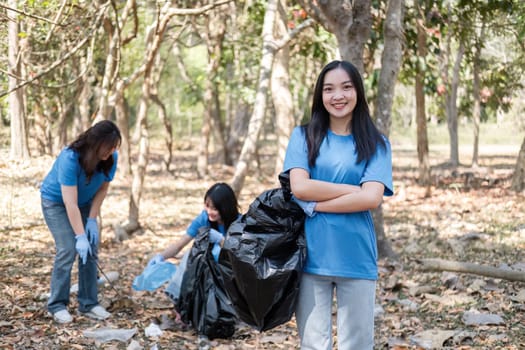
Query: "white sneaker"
80 305 111 320
50 309 73 324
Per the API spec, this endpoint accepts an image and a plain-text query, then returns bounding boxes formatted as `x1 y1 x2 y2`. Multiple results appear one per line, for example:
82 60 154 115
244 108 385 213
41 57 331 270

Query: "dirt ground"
1 140 524 349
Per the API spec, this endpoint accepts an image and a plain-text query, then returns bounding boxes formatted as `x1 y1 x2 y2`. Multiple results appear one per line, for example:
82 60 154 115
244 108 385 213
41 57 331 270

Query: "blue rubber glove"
85 218 99 246
211 243 221 262
292 195 317 217
147 253 165 268
208 228 224 244
75 233 92 265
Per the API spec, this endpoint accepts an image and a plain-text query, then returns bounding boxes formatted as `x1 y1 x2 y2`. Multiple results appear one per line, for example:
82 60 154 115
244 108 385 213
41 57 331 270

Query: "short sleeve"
186 210 209 238
57 149 80 186
283 127 310 173
360 137 394 196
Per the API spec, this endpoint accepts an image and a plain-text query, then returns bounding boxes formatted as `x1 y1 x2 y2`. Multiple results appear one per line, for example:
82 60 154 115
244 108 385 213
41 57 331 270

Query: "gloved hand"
208 228 224 244
292 195 317 217
147 253 165 268
75 233 92 265
85 218 99 246
211 243 221 262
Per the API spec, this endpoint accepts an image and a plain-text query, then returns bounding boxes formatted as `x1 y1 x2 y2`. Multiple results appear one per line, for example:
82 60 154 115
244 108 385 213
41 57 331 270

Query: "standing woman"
41 120 121 324
284 60 393 349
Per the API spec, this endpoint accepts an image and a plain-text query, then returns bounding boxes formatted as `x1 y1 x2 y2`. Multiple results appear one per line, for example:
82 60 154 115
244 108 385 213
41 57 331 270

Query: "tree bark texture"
447 41 464 167
298 0 371 74
373 0 405 260
271 0 294 184
7 0 30 159
415 11 430 191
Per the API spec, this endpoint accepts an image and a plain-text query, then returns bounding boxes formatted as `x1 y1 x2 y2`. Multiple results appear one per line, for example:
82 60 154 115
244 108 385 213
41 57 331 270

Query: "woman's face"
97 143 118 161
322 67 357 123
204 197 222 224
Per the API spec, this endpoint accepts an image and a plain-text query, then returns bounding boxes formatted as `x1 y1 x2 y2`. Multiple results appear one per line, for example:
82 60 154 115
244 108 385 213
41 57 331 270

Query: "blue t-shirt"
186 210 226 238
40 148 118 207
283 127 393 280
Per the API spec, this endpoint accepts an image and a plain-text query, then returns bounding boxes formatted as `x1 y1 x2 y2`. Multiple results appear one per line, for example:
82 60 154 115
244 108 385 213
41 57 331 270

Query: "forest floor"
1 140 524 350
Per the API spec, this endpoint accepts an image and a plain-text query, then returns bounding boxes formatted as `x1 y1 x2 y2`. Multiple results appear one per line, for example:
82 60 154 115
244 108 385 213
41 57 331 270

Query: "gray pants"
295 273 376 350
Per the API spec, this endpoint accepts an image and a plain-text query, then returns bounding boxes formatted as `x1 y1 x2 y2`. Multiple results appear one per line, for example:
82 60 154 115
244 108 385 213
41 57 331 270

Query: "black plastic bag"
176 228 237 339
218 175 306 332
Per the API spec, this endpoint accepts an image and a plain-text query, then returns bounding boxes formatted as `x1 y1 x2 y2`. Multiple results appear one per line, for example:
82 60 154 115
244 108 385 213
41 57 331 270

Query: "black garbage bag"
176 228 237 339
218 175 306 332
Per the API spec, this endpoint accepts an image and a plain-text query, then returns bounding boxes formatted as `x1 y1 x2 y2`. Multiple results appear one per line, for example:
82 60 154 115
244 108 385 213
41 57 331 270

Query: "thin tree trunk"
7 0 29 159
272 0 294 184
231 0 278 195
447 41 464 167
150 53 173 171
76 55 92 135
114 89 131 176
197 8 228 177
471 24 485 167
510 136 525 192
373 0 404 260
415 11 430 192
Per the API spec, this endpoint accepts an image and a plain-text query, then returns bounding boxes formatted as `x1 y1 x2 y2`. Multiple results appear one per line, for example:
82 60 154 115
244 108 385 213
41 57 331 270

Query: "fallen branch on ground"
416 258 525 282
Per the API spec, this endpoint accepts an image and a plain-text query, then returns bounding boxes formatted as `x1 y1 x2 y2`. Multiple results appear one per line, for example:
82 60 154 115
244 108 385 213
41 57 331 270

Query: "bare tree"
231 0 313 194
196 4 231 177
114 0 234 239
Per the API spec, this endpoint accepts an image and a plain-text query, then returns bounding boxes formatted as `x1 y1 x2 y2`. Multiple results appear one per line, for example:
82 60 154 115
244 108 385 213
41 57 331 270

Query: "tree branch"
0 3 109 98
416 258 525 282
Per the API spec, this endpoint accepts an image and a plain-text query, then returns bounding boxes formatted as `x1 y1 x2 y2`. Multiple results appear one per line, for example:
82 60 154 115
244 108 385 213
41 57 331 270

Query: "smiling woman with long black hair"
284 60 394 349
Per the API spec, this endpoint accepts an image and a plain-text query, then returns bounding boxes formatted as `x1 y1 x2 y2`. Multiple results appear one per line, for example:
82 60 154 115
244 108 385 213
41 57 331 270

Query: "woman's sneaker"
79 305 111 320
49 309 73 324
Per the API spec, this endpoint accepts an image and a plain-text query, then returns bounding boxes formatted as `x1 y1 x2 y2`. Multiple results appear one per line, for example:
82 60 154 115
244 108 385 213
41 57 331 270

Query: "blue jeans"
41 198 99 314
295 273 376 350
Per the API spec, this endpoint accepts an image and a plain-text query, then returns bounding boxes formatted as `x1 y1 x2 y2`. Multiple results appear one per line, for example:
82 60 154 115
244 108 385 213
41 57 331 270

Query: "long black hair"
68 120 121 181
204 182 240 231
303 60 386 168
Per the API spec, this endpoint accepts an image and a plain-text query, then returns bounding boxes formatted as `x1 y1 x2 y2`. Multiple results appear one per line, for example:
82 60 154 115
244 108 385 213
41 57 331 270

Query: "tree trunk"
7 0 30 159
471 24 484 167
114 89 131 177
298 0 371 74
197 8 228 177
372 0 404 260
149 53 173 172
510 136 525 192
231 0 278 195
76 55 92 135
415 12 431 192
95 0 137 121
271 0 294 184
447 41 464 167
